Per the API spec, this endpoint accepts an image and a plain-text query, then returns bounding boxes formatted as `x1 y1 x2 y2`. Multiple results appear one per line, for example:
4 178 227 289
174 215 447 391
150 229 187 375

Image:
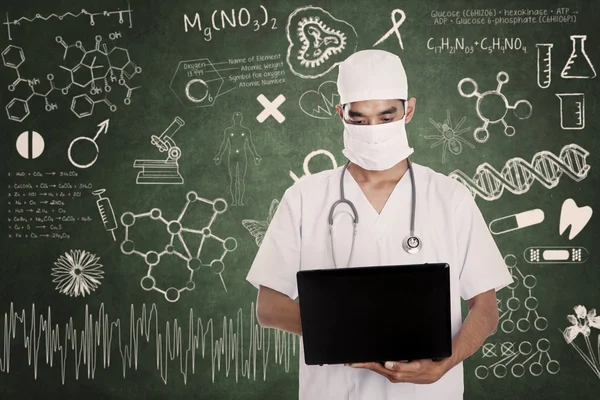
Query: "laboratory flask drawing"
458 71 533 143
561 35 596 79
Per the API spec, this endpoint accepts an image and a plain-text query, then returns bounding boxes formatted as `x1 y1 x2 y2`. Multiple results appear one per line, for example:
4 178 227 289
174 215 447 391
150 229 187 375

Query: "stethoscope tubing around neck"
328 158 418 268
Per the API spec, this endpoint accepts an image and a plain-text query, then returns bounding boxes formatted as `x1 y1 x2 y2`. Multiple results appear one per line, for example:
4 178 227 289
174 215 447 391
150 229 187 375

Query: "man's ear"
335 104 344 120
404 98 416 123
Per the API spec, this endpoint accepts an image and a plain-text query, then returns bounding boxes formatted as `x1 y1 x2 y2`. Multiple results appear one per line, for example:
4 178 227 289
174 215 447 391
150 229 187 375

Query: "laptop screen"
297 263 451 365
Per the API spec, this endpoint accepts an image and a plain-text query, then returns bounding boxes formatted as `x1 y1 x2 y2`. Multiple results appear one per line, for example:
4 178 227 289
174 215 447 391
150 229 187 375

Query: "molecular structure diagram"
458 71 533 143
496 254 547 334
120 191 237 303
475 254 560 379
2 33 141 122
449 143 590 201
476 338 560 379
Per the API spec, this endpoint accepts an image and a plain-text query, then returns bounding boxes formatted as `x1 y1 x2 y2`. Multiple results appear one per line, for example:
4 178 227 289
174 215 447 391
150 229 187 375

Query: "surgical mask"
342 117 414 171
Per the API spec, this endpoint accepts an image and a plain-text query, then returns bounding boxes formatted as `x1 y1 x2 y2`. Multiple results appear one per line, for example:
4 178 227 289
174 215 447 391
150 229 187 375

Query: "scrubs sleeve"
246 186 302 299
454 186 514 300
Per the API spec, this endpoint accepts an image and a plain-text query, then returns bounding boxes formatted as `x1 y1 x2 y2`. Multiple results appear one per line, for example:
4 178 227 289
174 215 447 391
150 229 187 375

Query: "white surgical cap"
337 49 408 104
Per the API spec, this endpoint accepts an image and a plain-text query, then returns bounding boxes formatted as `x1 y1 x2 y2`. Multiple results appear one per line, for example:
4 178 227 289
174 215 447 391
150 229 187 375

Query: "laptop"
296 263 452 366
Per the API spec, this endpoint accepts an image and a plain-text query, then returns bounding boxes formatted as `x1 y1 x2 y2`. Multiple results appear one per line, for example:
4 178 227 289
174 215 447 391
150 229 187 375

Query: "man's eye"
382 117 393 122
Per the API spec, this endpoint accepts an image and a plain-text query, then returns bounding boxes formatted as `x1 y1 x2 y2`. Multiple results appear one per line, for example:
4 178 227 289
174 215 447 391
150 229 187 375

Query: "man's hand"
346 358 452 384
345 290 499 385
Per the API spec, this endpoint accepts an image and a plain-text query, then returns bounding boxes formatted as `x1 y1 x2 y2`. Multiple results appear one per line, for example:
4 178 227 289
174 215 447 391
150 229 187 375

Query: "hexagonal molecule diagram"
120 191 237 302
458 71 532 143
2 33 141 122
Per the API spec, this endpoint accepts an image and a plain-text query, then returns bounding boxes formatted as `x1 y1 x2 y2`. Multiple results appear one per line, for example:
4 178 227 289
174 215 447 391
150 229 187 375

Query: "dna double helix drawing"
449 143 590 201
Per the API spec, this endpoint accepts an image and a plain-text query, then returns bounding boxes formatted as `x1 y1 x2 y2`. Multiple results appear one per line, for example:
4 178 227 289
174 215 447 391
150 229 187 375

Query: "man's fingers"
347 362 393 376
346 362 378 369
345 362 416 383
384 360 422 372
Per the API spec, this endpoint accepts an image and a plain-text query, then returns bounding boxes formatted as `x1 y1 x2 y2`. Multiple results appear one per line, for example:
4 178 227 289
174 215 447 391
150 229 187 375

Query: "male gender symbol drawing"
214 112 262 206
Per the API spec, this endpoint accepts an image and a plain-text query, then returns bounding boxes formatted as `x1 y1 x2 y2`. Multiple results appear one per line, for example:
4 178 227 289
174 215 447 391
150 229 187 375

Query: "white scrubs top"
246 162 513 400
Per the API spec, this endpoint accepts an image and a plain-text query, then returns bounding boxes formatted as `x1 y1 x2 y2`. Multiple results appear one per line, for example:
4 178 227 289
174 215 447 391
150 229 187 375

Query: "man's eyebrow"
378 106 398 115
348 110 365 117
348 106 399 118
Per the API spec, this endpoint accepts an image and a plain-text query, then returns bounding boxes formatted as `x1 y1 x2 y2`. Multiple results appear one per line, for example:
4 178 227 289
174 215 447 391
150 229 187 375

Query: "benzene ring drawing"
458 71 532 143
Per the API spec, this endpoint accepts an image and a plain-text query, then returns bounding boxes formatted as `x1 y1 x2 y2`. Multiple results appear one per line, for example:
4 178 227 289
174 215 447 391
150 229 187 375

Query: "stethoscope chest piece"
402 235 422 254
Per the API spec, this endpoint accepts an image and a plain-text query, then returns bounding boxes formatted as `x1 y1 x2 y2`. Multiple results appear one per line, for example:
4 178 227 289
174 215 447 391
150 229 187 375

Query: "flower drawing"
51 250 104 297
562 305 600 378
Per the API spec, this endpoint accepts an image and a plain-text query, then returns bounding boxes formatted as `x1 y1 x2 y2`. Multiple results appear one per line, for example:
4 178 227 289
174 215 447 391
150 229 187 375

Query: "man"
246 49 513 399
214 111 262 206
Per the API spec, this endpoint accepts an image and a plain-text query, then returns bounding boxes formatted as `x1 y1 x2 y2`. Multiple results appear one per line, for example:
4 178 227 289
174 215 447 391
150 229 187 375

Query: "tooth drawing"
559 198 593 240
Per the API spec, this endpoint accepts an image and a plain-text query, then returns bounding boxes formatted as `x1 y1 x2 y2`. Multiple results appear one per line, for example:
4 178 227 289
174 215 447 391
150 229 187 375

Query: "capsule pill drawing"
488 209 545 235
523 246 588 264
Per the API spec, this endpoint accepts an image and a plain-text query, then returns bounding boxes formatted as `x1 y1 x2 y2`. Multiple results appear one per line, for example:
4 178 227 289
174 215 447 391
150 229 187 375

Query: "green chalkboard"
1 0 599 398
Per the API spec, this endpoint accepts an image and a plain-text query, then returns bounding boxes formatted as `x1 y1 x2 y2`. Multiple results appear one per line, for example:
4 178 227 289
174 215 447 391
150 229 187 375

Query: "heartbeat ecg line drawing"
0 302 298 384
449 143 590 201
3 0 133 40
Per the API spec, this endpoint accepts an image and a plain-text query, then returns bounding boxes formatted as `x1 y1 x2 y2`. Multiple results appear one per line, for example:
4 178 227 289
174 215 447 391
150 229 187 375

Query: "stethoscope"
328 158 422 268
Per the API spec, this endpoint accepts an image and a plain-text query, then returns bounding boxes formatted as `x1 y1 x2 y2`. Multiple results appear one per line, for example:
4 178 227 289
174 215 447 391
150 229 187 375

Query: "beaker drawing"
556 93 585 130
561 35 596 79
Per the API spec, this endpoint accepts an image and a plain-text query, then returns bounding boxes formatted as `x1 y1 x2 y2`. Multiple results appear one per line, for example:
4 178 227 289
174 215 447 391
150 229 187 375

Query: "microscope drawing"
134 117 186 184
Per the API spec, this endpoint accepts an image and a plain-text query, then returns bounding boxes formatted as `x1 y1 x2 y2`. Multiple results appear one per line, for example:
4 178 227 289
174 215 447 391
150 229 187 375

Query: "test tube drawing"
488 208 545 235
556 93 585 130
536 43 553 89
92 189 118 241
